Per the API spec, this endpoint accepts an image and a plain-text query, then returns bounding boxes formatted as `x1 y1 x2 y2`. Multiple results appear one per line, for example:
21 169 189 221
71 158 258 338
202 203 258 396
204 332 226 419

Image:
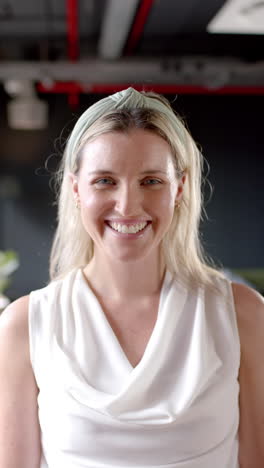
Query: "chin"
107 245 159 264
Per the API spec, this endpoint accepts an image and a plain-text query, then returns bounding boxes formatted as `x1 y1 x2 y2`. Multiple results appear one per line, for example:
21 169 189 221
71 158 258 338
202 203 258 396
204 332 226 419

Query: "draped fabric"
29 269 240 468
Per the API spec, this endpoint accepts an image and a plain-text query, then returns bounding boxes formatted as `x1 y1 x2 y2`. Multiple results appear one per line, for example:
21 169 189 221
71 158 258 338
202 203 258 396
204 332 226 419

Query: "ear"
176 172 186 201
69 172 79 199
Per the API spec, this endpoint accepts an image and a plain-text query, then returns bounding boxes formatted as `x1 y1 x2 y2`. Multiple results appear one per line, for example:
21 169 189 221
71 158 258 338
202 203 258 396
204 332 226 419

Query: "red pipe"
67 0 79 61
37 82 264 95
38 82 83 93
125 0 155 55
66 0 79 107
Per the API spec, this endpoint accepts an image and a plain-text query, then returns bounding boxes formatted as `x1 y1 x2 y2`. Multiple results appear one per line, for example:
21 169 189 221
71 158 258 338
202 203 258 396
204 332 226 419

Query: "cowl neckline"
78 268 172 372
51 268 222 426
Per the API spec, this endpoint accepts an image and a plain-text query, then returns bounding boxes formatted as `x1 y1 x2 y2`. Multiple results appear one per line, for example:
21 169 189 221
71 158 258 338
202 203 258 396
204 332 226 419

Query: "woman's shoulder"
0 295 41 468
0 295 30 337
232 282 264 340
0 268 80 338
232 284 264 464
232 281 263 303
0 296 31 370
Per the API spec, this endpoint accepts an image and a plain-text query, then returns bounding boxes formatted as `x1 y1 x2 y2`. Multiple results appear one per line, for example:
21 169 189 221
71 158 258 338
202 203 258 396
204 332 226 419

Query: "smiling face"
70 128 185 265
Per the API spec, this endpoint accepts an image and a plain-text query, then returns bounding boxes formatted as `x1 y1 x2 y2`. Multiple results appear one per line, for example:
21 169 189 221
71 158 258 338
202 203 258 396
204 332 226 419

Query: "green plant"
0 250 19 294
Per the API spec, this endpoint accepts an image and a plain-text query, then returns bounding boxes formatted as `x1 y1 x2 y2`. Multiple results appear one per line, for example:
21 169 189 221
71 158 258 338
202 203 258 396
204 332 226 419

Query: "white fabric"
29 269 240 468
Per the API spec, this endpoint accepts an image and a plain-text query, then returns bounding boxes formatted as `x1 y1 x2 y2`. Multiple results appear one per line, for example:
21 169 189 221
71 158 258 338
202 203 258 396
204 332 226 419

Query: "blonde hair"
50 88 222 287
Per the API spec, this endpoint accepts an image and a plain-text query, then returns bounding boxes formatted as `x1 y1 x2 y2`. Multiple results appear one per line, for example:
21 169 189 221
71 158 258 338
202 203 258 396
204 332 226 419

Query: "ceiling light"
4 79 48 130
207 0 264 34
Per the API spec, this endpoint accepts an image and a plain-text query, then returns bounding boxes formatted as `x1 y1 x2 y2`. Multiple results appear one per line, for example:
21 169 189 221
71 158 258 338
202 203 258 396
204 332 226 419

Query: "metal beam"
0 58 264 86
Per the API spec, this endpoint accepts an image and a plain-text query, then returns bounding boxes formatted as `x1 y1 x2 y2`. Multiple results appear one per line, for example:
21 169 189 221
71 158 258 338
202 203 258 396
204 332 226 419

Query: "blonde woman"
0 87 263 468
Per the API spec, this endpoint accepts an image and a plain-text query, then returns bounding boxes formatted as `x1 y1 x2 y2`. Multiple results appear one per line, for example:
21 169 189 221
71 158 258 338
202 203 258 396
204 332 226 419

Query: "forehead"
80 129 174 171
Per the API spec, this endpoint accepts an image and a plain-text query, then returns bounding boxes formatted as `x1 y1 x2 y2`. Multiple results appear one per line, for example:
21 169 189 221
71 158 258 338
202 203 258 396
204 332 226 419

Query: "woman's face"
70 128 185 264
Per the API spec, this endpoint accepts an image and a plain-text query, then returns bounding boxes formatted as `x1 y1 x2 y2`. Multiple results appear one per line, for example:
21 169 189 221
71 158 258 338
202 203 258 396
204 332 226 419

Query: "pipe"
125 0 155 54
67 0 79 61
98 0 140 59
67 0 79 107
37 82 264 95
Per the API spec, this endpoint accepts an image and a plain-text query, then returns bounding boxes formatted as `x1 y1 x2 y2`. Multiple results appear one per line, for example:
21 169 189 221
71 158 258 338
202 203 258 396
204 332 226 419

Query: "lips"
105 218 152 224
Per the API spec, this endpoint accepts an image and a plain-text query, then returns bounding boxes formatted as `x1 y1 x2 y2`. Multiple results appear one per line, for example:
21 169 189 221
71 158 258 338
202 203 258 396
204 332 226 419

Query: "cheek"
153 187 176 210
80 189 113 218
82 192 99 209
156 187 177 224
78 183 100 206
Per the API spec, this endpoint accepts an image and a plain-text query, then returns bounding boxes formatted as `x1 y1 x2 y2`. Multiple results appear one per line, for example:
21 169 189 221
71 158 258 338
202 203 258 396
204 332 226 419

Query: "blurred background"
0 0 263 300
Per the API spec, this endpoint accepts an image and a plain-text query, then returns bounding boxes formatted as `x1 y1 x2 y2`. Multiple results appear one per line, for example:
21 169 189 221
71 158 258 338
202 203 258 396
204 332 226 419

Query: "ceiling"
0 0 264 94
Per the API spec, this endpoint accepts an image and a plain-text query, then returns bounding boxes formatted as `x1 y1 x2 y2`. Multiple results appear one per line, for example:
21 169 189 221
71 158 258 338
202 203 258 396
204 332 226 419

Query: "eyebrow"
87 170 167 175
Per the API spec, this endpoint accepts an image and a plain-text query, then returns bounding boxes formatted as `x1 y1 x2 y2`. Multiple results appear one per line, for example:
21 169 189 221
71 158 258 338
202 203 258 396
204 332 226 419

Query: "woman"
0 87 263 468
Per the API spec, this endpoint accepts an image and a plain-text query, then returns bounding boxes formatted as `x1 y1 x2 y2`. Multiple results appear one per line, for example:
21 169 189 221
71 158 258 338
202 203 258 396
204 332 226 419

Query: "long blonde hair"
50 88 222 287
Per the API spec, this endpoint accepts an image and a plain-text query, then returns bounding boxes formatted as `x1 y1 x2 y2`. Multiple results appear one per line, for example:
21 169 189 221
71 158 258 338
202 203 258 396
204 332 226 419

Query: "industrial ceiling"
0 0 264 97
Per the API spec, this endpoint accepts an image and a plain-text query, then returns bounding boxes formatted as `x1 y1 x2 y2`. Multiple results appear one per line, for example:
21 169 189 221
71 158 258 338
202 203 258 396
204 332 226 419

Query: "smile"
107 221 148 234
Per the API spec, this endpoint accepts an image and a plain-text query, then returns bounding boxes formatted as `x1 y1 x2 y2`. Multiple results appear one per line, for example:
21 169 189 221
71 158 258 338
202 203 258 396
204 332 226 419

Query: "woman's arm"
232 282 264 468
0 296 41 468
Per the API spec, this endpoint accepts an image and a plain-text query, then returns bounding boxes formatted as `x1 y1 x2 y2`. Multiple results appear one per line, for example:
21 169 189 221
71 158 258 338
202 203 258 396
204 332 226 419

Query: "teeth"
108 222 148 234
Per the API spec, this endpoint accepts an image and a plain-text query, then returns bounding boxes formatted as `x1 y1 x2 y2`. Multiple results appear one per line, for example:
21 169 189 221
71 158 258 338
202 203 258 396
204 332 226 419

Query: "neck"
83 252 165 304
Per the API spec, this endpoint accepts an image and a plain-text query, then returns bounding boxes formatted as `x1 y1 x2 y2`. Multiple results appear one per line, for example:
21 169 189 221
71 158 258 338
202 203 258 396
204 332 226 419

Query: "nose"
115 182 143 216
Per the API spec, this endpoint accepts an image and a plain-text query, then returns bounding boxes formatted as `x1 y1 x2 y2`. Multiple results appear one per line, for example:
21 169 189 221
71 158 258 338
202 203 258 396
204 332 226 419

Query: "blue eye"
95 178 114 185
143 178 161 185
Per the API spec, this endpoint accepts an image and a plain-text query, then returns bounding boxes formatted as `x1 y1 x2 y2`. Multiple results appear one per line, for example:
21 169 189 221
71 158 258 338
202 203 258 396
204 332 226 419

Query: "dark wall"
0 91 263 299
175 94 264 268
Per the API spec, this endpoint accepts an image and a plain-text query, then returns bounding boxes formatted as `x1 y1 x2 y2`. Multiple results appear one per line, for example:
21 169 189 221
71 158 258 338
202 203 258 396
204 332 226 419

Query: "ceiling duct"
98 0 140 59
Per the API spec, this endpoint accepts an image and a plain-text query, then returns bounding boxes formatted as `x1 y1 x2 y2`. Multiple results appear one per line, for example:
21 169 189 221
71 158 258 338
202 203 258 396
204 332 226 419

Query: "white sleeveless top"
29 269 240 468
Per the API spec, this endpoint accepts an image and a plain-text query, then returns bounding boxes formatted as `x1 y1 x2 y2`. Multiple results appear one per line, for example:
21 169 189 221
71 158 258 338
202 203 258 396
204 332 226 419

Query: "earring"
75 199 80 209
175 201 180 209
